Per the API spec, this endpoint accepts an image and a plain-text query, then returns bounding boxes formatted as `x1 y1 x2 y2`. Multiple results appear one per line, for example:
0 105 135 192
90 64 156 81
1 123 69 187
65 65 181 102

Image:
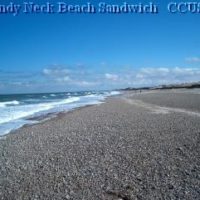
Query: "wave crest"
0 100 20 108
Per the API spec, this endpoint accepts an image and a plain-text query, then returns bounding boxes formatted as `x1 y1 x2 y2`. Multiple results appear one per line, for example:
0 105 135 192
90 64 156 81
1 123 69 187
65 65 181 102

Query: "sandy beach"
0 90 200 200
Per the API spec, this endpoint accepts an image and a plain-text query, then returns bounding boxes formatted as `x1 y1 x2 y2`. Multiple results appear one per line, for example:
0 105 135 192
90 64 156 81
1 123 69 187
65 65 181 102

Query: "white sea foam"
0 104 53 124
0 100 20 107
110 91 120 95
0 91 121 136
58 97 80 104
0 97 80 125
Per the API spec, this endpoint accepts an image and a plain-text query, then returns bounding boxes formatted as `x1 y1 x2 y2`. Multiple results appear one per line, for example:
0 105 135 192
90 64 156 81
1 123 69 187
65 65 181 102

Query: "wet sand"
0 90 200 199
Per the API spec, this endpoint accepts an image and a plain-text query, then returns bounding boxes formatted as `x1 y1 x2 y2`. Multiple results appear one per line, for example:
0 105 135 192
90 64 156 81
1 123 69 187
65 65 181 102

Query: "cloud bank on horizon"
1 61 200 93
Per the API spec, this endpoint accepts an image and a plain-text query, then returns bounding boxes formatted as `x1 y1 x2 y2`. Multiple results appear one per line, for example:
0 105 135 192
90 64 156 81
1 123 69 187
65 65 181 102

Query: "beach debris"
105 190 130 200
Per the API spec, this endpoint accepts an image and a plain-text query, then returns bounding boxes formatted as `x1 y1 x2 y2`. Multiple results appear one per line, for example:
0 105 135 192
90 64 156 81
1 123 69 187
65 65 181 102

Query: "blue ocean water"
0 91 120 136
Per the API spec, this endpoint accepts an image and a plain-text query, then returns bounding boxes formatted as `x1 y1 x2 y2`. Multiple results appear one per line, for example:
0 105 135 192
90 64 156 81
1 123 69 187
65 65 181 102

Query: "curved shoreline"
0 90 200 199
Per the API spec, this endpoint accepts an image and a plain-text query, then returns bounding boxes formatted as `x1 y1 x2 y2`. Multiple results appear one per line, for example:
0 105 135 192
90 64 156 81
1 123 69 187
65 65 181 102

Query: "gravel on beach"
0 90 200 200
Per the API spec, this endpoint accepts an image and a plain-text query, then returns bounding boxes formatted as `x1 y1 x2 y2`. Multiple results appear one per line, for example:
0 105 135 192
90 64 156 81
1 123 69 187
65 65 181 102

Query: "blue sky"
0 0 200 93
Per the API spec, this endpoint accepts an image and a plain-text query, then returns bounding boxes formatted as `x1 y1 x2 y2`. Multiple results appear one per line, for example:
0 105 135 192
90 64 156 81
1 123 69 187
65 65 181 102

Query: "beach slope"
0 90 200 199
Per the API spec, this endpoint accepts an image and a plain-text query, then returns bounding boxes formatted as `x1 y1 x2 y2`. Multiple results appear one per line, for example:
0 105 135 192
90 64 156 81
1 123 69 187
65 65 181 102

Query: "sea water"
0 91 120 136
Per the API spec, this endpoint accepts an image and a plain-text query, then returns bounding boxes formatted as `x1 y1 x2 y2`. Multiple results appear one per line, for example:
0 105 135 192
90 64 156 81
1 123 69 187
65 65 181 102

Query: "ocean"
0 90 120 136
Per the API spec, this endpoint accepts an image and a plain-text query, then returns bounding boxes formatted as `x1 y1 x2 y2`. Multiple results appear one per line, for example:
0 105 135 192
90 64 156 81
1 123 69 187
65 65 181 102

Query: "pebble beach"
0 90 200 199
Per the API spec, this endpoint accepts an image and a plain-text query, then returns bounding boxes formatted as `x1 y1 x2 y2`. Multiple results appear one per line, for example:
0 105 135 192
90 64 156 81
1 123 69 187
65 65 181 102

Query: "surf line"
98 2 159 14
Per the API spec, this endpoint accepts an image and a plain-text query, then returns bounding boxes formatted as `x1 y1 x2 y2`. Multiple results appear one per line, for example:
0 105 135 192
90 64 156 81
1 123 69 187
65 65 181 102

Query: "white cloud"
55 76 71 83
43 66 70 77
139 67 170 77
173 67 199 75
73 81 98 87
103 67 200 87
42 65 100 87
185 57 200 63
138 67 200 84
105 73 119 81
137 67 199 76
136 74 144 79
43 66 72 84
1 65 200 93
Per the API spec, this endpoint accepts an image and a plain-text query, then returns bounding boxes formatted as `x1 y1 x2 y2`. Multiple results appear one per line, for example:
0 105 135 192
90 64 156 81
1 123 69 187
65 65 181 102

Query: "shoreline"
0 102 102 139
0 95 120 139
0 90 200 199
0 92 121 137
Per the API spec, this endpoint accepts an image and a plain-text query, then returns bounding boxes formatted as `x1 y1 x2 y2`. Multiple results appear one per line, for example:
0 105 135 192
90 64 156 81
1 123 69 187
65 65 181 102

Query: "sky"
0 0 200 94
